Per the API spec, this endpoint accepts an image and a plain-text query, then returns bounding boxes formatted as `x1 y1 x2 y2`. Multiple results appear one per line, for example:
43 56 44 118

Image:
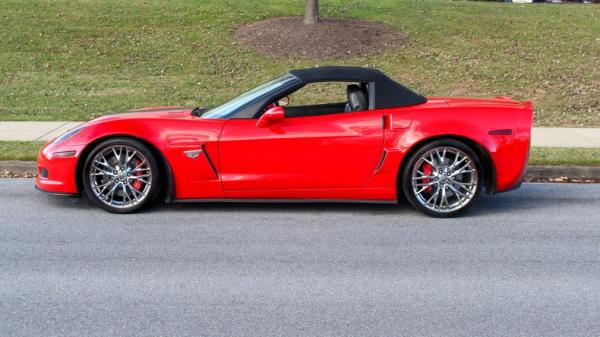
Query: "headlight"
53 126 85 143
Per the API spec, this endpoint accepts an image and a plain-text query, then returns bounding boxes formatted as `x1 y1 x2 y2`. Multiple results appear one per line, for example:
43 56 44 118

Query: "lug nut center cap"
116 171 126 181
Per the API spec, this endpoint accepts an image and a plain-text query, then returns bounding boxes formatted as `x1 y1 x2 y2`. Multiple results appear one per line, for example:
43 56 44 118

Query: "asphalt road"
1 179 600 337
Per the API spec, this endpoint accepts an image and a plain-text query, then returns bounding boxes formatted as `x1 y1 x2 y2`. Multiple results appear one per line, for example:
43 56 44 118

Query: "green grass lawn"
528 147 600 166
1 141 598 167
1 0 599 125
0 142 45 161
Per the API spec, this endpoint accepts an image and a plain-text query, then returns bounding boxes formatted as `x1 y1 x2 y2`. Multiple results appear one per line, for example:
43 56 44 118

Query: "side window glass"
282 82 368 118
288 82 348 107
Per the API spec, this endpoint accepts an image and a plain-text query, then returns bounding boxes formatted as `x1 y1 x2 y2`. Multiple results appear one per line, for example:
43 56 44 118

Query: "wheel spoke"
452 152 460 166
453 161 472 174
123 148 129 167
437 148 446 165
126 150 137 165
94 180 113 189
413 169 434 180
94 159 113 170
440 188 448 210
91 171 111 176
448 185 467 207
425 187 440 206
119 147 126 166
96 181 114 196
91 167 115 176
111 148 120 165
103 183 119 202
453 180 475 188
133 159 147 171
452 181 476 194
423 156 436 168
448 183 466 197
121 184 130 207
450 156 467 170
434 188 442 210
451 168 474 177
127 184 141 202
416 181 437 194
448 184 465 207
129 176 149 184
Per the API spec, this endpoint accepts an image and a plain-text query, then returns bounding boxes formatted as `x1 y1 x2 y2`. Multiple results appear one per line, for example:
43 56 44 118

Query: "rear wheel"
402 139 482 217
82 138 160 213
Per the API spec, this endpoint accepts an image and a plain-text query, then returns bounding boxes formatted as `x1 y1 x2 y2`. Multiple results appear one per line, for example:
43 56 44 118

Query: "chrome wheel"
411 146 479 214
88 145 152 209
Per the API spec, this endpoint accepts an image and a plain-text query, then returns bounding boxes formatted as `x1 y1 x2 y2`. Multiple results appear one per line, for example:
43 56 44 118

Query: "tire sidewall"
82 138 160 214
402 139 483 218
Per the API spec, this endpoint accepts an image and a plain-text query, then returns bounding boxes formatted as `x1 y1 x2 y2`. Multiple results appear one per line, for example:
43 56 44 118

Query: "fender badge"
184 149 203 159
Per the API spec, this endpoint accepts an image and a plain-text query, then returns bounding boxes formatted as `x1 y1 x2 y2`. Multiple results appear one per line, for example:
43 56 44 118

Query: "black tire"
401 138 483 218
82 137 160 214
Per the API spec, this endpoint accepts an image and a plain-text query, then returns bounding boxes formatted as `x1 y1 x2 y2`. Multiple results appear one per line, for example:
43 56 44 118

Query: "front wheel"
402 139 483 217
82 138 160 213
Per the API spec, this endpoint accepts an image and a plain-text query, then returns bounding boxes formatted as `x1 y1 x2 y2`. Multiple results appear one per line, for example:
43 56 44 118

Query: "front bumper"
34 185 79 196
35 142 82 195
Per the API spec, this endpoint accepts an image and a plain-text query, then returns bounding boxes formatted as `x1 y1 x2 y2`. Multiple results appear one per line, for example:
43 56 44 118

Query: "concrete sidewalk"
0 122 84 142
530 128 600 148
0 121 599 147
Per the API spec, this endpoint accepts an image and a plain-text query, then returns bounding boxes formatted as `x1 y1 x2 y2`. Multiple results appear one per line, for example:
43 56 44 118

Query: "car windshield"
201 74 297 119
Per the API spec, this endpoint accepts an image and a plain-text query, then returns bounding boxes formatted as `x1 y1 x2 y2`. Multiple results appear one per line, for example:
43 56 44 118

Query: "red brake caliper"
132 159 143 190
422 163 433 193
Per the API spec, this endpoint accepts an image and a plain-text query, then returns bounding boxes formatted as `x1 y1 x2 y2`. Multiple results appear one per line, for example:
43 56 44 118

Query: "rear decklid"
429 96 526 108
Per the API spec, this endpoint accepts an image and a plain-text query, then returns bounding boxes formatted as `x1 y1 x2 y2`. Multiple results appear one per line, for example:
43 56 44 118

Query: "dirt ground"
235 17 405 59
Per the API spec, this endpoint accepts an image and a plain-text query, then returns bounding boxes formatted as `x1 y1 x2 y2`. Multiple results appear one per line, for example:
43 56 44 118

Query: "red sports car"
36 66 532 217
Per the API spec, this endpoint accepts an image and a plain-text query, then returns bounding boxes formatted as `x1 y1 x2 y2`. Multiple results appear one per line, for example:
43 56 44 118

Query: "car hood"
85 106 202 125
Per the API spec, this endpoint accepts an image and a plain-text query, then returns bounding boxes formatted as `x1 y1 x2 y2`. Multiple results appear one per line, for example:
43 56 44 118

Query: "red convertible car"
36 66 532 217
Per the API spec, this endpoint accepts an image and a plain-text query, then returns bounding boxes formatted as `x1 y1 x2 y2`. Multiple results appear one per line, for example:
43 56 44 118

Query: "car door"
218 109 384 192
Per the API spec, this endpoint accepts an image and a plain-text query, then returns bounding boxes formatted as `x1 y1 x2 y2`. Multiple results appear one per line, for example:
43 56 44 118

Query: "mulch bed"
235 17 405 59
2 170 35 178
524 177 600 183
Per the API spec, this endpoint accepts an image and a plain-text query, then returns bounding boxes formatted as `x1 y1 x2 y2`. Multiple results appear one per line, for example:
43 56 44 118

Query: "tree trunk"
303 0 319 25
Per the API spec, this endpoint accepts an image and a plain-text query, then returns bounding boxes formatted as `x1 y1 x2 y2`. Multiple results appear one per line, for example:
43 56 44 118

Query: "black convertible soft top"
288 66 427 109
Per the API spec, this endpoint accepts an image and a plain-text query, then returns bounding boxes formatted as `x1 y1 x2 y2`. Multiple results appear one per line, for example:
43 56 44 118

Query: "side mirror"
257 106 284 128
278 96 290 107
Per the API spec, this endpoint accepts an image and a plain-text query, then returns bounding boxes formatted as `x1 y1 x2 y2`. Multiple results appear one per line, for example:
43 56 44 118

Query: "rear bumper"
500 175 524 193
35 142 81 195
493 143 530 193
493 101 533 193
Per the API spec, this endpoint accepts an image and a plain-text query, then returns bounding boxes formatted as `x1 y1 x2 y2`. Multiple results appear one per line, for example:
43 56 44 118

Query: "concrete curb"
2 161 599 182
1 161 36 171
525 166 600 179
1 161 37 177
